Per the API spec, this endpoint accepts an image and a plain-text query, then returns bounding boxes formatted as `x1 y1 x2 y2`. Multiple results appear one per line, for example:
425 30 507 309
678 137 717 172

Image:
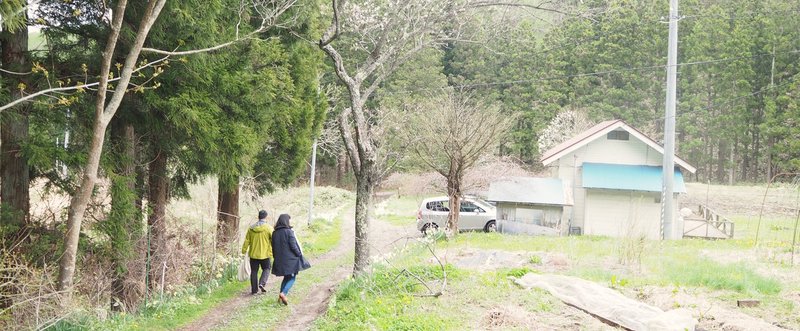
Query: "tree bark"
57 0 167 293
446 161 462 237
147 149 169 289
57 112 109 291
336 151 348 187
216 178 240 251
766 137 774 183
1 7 30 243
353 172 373 274
716 141 726 183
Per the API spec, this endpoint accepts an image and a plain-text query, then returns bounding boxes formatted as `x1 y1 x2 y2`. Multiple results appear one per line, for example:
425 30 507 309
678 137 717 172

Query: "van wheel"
484 220 497 233
422 223 439 236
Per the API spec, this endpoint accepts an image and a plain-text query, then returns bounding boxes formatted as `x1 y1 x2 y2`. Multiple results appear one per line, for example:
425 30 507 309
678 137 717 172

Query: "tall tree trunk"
353 171 374 274
147 149 169 290
57 112 109 291
216 177 240 251
336 151 348 187
716 141 726 183
108 122 143 311
1 7 30 243
445 160 462 237
446 185 462 237
750 127 759 182
729 140 735 185
57 0 167 294
129 140 148 310
766 137 774 182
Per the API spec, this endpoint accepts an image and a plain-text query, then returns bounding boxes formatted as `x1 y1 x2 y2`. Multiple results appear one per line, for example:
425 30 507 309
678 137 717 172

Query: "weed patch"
315 265 462 330
656 257 781 295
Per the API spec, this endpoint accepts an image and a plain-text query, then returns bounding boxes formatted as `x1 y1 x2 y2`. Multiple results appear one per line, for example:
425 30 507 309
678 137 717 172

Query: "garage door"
584 190 661 239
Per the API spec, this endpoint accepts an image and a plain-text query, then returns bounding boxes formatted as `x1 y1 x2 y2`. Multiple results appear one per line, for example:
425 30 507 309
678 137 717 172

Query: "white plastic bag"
237 255 250 282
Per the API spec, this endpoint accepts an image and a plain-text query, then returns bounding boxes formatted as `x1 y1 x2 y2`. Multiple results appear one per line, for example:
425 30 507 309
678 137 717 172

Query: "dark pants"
249 258 271 294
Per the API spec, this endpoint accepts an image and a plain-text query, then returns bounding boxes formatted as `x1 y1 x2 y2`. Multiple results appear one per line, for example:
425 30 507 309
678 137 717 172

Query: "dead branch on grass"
368 234 447 298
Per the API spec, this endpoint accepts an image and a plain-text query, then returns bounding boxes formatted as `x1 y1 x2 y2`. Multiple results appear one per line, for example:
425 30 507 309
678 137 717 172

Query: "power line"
380 49 800 96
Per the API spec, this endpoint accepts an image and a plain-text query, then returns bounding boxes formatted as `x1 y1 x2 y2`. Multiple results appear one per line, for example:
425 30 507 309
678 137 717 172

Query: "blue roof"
582 163 687 193
488 177 571 206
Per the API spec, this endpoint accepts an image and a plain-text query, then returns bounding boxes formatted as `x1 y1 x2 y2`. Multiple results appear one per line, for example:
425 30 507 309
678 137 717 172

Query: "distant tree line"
404 0 799 184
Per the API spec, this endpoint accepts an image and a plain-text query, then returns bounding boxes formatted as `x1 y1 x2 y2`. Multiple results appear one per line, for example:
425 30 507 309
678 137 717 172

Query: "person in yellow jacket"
241 210 273 295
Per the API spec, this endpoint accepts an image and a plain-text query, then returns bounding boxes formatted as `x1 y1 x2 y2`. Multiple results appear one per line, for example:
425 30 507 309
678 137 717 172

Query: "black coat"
271 227 303 276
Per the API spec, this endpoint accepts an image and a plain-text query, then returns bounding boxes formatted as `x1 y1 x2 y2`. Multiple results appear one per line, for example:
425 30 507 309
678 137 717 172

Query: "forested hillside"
378 0 799 183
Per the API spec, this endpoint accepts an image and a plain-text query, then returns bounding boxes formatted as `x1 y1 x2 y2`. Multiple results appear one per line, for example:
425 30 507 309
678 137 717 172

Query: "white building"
540 120 696 240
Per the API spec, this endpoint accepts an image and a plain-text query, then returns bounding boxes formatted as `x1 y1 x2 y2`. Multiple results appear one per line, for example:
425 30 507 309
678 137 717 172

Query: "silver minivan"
416 196 497 234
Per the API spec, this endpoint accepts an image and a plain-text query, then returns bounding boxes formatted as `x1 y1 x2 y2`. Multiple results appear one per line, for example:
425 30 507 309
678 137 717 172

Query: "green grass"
450 232 617 260
54 201 350 331
53 261 246 331
379 195 424 216
315 243 579 330
656 257 781 294
730 215 799 245
315 263 464 331
298 216 344 258
317 231 796 330
378 214 416 227
447 233 783 295
373 194 422 227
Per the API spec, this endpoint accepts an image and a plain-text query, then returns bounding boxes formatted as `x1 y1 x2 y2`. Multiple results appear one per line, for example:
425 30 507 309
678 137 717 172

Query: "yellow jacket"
241 221 273 259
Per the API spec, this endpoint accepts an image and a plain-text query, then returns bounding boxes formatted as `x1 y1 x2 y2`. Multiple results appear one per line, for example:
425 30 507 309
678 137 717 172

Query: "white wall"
551 130 684 237
582 189 683 239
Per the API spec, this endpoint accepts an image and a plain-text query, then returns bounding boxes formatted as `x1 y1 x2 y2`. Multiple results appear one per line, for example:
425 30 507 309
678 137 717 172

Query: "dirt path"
179 195 417 331
277 207 356 330
279 197 417 330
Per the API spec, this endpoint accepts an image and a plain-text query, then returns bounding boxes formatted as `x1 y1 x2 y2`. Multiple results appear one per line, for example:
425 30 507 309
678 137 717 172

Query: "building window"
607 131 630 141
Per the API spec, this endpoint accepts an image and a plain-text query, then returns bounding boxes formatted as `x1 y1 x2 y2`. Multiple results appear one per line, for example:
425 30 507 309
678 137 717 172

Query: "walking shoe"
278 293 288 305
259 284 267 293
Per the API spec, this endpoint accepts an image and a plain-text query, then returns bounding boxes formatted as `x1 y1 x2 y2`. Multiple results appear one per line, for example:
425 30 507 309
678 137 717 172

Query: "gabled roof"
487 177 573 206
540 120 697 173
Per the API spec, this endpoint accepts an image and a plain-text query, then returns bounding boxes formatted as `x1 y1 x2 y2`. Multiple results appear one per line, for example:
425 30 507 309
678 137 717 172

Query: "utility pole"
661 0 679 240
308 139 317 226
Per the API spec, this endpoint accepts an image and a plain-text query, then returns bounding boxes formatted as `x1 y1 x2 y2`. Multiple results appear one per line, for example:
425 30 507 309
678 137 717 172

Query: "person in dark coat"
271 214 308 305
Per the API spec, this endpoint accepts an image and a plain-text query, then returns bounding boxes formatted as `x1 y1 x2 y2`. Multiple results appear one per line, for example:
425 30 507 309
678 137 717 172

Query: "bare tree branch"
0 55 170 114
339 107 361 176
